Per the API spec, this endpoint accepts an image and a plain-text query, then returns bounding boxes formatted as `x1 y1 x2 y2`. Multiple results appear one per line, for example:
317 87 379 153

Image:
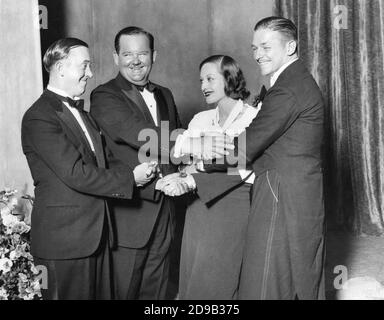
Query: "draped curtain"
0 0 42 195
275 0 384 235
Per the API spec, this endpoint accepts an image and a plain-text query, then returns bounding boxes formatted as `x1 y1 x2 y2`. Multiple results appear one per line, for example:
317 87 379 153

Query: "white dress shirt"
139 88 158 126
175 99 260 184
47 85 95 152
270 58 299 87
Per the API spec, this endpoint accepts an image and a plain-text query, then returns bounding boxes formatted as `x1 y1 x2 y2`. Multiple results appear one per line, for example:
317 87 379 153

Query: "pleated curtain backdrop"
275 0 384 235
0 0 42 195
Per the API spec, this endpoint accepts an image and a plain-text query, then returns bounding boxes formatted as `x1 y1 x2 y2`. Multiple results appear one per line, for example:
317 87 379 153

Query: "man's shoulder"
151 81 173 96
92 77 120 95
23 91 57 121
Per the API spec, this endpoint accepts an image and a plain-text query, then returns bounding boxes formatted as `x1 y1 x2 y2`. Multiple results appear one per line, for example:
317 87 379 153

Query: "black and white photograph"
0 0 383 305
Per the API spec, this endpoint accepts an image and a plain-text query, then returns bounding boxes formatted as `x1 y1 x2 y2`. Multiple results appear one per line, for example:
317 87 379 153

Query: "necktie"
253 85 267 107
134 82 155 92
66 97 85 112
50 91 85 112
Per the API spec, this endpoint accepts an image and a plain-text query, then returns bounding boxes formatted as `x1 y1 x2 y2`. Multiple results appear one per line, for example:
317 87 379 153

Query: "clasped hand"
133 161 159 186
155 173 195 197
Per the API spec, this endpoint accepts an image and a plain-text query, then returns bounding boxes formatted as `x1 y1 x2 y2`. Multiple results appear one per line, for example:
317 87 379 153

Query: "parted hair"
114 26 155 53
199 55 250 101
254 16 298 53
43 37 89 72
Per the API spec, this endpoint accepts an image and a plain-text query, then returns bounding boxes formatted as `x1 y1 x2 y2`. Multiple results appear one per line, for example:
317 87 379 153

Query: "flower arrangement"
0 189 42 300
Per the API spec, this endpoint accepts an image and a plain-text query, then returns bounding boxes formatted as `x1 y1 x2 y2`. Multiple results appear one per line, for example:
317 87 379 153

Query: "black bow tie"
50 91 85 112
253 85 267 106
66 97 85 112
133 82 154 92
258 85 267 101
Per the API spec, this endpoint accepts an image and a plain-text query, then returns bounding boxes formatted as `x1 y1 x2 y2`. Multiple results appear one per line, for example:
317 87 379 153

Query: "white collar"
47 85 81 100
270 57 299 87
215 99 244 131
47 85 71 98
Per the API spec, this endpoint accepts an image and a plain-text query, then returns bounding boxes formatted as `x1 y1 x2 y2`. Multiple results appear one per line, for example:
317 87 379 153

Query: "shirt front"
47 85 95 152
139 88 158 126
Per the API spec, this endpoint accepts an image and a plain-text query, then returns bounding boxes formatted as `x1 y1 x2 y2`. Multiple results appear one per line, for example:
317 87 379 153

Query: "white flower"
0 287 9 300
0 247 9 257
0 258 13 273
1 212 19 228
18 273 28 283
11 221 30 234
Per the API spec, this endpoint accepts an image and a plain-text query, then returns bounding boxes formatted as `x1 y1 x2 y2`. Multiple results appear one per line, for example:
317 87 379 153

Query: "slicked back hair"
254 16 298 54
43 37 89 72
114 26 154 53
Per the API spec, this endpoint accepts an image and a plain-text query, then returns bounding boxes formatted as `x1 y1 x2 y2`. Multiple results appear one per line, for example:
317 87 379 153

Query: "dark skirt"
178 182 251 300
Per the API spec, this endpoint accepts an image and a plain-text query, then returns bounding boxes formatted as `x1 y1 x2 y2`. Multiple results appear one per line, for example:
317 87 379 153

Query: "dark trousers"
239 170 325 300
34 231 112 300
179 183 251 300
112 202 173 300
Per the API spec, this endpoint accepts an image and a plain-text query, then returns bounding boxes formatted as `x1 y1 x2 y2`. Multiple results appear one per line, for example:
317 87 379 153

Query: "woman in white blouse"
178 55 260 299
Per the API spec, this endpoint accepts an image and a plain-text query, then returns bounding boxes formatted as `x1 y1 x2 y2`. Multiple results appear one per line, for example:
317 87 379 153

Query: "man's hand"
156 172 196 197
180 133 234 160
133 161 158 187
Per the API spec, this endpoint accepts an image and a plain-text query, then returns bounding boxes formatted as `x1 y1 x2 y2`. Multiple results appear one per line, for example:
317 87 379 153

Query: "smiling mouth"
203 90 214 97
129 65 144 70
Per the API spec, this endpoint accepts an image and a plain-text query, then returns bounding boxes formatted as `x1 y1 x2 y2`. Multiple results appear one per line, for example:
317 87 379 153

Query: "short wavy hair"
43 37 89 72
199 55 250 101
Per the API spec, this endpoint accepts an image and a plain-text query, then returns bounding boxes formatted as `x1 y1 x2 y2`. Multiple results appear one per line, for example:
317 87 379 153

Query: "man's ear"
152 50 157 64
113 51 119 66
287 40 297 56
55 61 64 76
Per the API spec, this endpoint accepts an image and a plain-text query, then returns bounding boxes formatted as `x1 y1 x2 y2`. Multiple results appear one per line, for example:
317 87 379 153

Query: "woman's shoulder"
188 109 216 126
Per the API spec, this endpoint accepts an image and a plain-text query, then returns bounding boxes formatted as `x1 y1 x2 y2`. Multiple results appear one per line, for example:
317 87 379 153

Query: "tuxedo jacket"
198 60 324 204
21 90 135 260
90 73 181 248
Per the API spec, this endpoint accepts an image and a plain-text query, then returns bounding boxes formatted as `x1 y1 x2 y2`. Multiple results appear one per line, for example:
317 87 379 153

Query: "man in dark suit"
236 17 325 299
21 38 157 300
90 26 184 300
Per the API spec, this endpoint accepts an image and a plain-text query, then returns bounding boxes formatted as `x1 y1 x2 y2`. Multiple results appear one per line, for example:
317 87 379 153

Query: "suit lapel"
46 90 98 165
56 105 95 155
153 87 170 125
115 73 156 125
121 88 155 125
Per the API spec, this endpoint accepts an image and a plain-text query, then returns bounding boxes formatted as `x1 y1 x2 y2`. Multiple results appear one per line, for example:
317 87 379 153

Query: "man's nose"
86 65 93 78
201 80 208 92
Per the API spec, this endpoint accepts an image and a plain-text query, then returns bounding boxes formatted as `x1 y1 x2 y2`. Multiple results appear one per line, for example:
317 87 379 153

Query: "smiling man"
90 27 182 300
236 17 326 300
21 38 156 299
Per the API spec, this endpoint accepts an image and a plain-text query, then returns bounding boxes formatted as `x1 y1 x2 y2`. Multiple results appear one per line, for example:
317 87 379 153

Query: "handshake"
133 162 195 197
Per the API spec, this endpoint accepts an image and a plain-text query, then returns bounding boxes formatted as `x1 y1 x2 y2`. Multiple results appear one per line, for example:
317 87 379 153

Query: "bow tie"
66 97 85 112
51 91 85 112
133 82 154 92
253 85 267 106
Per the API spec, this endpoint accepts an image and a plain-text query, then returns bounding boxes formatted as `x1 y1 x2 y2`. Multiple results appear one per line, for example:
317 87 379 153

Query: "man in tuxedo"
236 17 325 299
90 26 185 300
21 38 157 300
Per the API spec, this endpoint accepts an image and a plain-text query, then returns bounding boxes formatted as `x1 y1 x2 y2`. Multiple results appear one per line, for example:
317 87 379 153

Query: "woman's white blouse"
175 99 260 184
